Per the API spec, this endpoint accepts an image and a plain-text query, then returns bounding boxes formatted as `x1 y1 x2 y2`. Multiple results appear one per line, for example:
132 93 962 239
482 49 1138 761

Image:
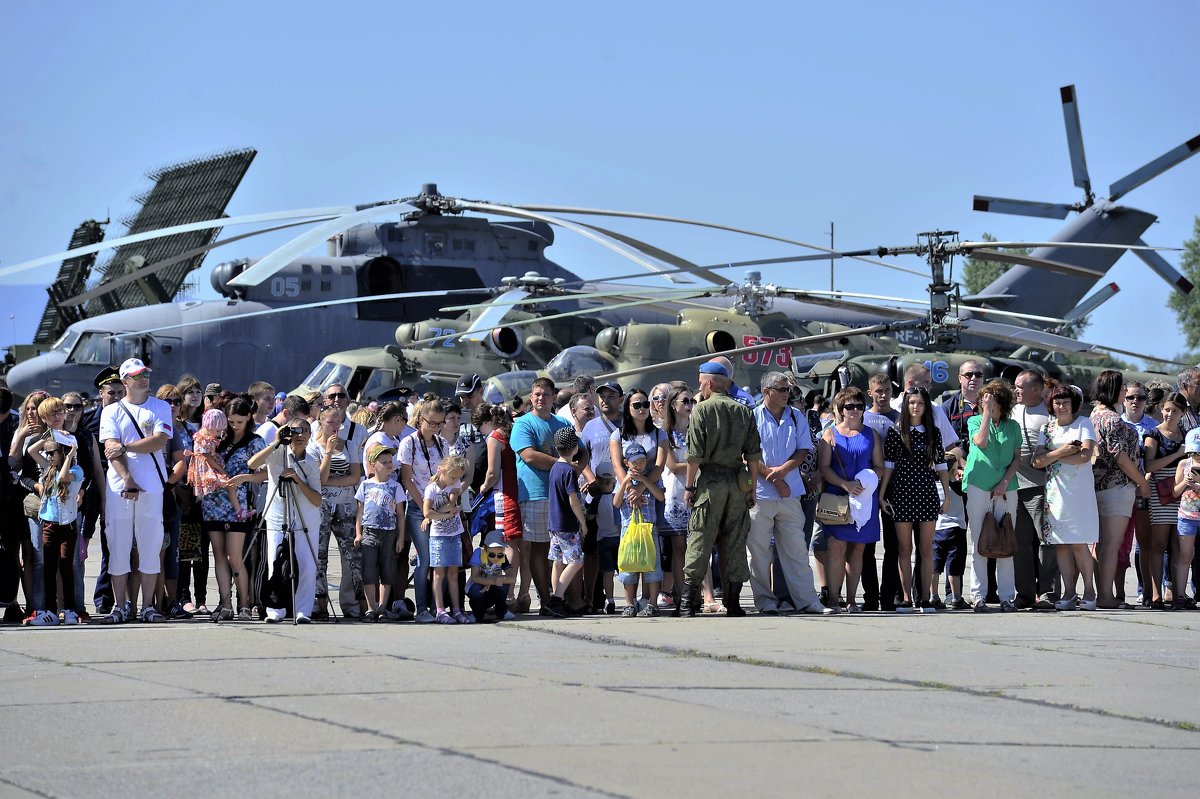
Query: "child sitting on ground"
354 444 406 621
543 427 590 618
189 409 247 520
466 531 517 622
424 454 473 624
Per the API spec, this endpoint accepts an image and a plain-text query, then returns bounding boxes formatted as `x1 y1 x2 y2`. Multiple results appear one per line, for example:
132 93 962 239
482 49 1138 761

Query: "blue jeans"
406 507 432 613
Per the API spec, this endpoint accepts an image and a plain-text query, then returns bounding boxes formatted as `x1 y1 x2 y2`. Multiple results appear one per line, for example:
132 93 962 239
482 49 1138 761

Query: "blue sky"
2 1 1198 364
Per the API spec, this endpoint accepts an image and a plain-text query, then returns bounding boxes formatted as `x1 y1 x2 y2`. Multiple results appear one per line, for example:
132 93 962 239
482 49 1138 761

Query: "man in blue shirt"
510 376 569 611
747 372 834 615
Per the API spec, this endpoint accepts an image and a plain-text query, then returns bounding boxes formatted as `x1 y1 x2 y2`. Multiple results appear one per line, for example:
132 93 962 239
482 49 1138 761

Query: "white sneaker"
294 612 311 624
29 610 59 626
264 607 285 623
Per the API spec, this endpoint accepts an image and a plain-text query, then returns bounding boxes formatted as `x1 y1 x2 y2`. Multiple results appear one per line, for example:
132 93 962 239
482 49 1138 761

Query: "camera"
277 426 294 445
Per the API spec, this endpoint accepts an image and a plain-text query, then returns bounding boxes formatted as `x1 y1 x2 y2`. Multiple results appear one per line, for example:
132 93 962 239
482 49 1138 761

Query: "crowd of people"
3 354 1199 628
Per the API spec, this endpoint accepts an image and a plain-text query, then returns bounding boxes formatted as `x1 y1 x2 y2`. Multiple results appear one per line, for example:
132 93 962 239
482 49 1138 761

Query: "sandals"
702 602 726 615
435 610 457 625
452 610 475 625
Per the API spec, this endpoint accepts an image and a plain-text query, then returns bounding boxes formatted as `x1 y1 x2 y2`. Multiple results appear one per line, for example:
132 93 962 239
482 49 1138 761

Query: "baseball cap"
118 358 151 379
1186 428 1200 454
699 362 731 378
204 382 222 397
455 373 482 396
367 444 396 464
622 441 647 461
596 380 623 395
483 531 506 549
553 426 580 451
93 366 121 389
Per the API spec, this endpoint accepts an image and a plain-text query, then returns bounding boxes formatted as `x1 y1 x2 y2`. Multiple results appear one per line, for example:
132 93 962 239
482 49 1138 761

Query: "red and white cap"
118 357 152 379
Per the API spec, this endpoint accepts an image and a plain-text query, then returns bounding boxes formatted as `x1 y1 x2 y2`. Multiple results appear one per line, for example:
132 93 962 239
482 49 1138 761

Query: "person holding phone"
1032 386 1099 610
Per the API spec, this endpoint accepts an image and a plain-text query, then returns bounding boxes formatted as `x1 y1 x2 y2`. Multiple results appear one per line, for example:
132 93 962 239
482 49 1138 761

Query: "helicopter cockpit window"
360 369 398 401
301 360 335 389
546 346 614 383
68 332 113 365
111 336 147 365
51 329 81 355
324 363 353 391
485 371 539 404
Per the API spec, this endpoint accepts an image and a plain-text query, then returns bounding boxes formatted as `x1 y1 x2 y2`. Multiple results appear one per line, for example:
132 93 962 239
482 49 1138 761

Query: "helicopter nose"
6 352 66 396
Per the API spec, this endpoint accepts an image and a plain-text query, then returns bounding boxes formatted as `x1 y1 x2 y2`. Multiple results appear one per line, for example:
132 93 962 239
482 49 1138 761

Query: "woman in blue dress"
817 386 883 613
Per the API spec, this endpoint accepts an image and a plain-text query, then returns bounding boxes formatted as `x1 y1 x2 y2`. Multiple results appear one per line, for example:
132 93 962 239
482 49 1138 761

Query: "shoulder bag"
815 433 852 526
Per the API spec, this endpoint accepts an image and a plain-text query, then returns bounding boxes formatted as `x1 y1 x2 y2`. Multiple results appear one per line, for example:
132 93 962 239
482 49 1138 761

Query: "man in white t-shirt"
317 383 368 466
97 358 173 624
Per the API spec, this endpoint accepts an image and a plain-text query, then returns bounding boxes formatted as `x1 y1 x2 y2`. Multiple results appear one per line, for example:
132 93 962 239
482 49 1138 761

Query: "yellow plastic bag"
617 508 658 573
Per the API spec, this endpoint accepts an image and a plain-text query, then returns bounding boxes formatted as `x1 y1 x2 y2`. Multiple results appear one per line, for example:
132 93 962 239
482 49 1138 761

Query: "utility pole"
829 222 835 292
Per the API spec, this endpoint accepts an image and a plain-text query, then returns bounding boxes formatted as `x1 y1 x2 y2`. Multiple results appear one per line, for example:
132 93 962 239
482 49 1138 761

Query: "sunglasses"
678 398 696 407
63 403 84 411
1125 394 1147 401
166 398 182 406
960 371 984 379
325 392 347 400
630 401 651 410
766 385 790 394
842 403 866 411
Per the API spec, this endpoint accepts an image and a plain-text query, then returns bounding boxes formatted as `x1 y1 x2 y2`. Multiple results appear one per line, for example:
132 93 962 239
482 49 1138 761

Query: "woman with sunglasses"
60 391 102 620
649 383 673 431
609 388 668 614
817 387 883 613
399 399 449 623
310 402 365 620
203 396 268 620
246 412 322 623
1090 370 1151 609
878 387 950 611
1120 381 1157 605
1140 392 1187 608
662 386 699 615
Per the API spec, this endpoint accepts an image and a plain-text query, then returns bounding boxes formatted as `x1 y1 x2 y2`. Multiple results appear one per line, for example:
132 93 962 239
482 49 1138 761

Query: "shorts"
597 536 619 572
520 499 550 543
933 526 967 576
429 534 463 568
617 525 663 586
1178 518 1200 537
548 530 584 565
1096 483 1136 518
359 524 393 549
361 527 398 584
809 524 829 553
105 489 165 576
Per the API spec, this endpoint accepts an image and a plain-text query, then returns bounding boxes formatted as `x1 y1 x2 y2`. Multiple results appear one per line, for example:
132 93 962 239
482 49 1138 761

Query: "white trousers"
965 484 1017 604
266 522 318 617
105 489 164 576
747 498 821 610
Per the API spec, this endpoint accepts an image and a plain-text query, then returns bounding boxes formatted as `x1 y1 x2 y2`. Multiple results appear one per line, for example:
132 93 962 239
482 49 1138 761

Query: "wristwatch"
684 485 696 492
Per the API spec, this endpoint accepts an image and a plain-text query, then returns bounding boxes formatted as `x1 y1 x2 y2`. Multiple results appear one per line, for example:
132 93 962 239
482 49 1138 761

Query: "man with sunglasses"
317 383 368 467
62 391 102 621
581 381 624 612
97 358 172 624
747 372 832 615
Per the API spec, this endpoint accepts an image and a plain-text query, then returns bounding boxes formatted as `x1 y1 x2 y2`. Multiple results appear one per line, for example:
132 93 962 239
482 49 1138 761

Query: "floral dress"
1090 407 1137 493
200 435 266 524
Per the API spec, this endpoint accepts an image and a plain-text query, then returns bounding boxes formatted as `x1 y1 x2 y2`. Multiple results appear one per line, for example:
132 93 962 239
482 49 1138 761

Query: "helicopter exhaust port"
705 330 737 354
485 327 524 359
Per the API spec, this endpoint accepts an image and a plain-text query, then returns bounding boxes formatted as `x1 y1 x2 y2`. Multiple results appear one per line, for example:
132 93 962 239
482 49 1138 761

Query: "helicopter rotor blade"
456 289 531 341
227 201 409 287
792 289 1068 325
572 220 728 286
959 319 1187 365
440 286 709 313
1060 85 1092 196
591 322 923 383
110 287 494 338
1108 133 1200 201
509 203 925 278
0 205 364 281
964 249 1105 280
1133 238 1194 294
971 195 1073 220
958 240 1179 254
57 219 332 308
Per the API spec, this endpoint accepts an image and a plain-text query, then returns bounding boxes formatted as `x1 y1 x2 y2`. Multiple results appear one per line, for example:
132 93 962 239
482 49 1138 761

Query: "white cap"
119 358 151 379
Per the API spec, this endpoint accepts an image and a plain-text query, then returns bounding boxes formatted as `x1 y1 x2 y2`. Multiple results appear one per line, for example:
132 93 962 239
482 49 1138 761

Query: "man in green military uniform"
683 361 762 617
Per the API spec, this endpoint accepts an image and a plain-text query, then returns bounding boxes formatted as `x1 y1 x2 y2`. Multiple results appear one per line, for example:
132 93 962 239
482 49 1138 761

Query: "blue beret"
699 362 731 377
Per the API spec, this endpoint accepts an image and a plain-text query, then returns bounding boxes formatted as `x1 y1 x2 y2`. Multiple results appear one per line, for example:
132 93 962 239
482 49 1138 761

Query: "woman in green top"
963 380 1022 613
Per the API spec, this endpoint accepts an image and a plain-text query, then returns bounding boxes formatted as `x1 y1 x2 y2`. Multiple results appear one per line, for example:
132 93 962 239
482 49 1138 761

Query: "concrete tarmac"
2 603 1198 798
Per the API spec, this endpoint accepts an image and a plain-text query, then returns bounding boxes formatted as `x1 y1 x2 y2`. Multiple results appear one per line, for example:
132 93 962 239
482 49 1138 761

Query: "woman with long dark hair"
878 386 950 611
1090 370 1151 609
1142 392 1188 608
200 395 266 620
